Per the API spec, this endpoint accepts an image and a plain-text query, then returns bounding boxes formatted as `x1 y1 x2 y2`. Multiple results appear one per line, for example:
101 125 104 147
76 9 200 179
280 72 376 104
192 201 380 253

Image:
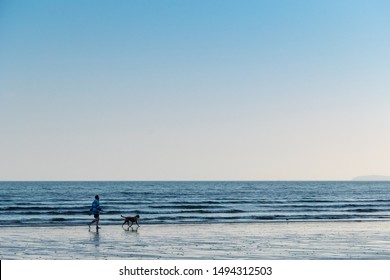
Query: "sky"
0 0 389 181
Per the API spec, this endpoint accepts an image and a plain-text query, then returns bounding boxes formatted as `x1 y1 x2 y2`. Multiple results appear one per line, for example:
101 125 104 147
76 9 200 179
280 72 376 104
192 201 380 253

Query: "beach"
1 221 390 260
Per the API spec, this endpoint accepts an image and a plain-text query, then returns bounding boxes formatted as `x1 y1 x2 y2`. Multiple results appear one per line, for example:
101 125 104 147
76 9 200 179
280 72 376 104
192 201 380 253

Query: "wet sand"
1 221 390 259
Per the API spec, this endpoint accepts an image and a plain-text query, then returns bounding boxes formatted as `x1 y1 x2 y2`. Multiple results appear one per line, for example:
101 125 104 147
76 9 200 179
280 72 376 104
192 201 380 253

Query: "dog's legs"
122 221 130 231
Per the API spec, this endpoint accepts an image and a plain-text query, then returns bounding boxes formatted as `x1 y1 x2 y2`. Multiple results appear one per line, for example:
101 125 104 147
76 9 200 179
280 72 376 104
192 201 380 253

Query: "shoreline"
1 221 390 260
2 218 388 228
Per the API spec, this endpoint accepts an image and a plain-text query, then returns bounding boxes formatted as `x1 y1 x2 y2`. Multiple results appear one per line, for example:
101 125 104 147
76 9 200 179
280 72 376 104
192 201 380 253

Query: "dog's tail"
121 215 126 219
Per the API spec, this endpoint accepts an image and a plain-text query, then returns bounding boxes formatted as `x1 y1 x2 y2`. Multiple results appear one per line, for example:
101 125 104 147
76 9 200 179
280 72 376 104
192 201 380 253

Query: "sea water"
0 181 389 226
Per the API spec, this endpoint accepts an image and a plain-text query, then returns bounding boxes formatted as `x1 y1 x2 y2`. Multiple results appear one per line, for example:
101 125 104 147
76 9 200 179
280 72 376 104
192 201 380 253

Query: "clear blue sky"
1 0 389 180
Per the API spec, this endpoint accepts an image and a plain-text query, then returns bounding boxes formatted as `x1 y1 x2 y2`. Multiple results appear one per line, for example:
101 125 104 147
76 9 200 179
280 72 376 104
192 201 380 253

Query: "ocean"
0 181 389 227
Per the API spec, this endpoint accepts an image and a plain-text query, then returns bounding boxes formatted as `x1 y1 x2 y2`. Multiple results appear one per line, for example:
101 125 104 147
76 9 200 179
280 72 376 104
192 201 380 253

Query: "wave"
2 181 390 226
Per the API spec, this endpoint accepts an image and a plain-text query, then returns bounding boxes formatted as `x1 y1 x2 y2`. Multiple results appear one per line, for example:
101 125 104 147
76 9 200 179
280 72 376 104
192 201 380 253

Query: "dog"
121 214 140 230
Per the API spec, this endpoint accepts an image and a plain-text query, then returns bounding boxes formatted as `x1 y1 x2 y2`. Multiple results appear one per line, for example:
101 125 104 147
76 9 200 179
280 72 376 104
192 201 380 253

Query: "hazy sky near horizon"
1 0 389 180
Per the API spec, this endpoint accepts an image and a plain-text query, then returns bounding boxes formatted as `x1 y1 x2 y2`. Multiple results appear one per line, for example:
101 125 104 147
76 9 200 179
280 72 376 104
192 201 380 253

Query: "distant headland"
352 175 390 181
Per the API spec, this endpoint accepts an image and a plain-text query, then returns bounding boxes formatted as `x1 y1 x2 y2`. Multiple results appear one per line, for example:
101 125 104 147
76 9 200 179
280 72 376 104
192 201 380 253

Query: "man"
88 195 102 231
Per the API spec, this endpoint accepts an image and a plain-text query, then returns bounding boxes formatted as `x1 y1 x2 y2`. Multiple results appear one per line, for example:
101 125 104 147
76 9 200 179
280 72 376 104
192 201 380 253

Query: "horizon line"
1 179 390 182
